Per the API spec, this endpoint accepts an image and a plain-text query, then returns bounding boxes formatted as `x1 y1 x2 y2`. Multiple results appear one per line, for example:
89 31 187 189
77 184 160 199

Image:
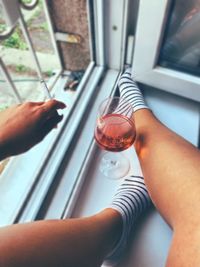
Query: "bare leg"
118 68 200 266
0 142 150 267
134 109 200 267
0 174 150 267
0 209 121 267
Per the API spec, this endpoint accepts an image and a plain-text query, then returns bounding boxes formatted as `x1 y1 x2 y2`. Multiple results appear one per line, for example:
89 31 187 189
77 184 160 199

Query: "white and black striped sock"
105 175 150 265
118 68 150 113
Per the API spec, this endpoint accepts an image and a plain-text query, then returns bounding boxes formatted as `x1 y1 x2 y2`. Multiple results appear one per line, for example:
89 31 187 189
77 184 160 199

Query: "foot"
105 175 151 265
117 68 150 113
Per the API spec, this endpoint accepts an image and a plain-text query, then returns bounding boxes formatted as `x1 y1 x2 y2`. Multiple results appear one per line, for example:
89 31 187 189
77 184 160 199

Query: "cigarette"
40 79 52 100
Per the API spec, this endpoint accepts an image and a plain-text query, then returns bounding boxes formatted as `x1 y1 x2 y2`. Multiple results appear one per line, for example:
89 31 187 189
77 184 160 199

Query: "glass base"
99 152 130 179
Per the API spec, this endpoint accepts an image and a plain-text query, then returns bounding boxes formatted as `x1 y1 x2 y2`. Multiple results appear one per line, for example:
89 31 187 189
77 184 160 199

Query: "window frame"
132 0 200 102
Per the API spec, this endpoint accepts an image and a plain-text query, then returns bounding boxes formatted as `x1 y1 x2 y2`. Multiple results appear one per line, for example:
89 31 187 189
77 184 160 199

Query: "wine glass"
94 96 136 179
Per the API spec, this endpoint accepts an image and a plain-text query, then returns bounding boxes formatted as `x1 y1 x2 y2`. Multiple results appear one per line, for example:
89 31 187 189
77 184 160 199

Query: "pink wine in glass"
95 113 136 152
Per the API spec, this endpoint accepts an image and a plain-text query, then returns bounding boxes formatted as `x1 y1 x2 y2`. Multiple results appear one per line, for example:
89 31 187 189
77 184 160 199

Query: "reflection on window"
159 0 200 76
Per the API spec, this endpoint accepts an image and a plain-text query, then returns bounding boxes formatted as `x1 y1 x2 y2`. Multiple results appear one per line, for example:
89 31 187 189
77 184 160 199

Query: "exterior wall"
47 0 90 71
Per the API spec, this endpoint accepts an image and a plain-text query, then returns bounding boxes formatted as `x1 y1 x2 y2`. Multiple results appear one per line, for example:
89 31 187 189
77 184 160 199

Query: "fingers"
42 99 66 113
38 113 63 142
21 100 66 114
40 99 66 122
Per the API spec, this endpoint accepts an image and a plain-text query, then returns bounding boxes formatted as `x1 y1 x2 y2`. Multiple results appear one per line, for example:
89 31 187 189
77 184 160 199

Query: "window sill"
35 68 121 220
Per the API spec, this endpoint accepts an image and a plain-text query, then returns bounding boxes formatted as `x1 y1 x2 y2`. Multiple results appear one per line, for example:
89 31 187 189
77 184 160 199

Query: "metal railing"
0 0 62 104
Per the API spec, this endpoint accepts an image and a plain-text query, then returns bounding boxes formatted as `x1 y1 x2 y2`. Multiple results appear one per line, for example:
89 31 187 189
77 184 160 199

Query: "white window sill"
37 68 120 219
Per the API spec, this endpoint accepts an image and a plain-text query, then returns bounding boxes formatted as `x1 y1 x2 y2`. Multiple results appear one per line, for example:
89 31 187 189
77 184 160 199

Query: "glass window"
0 0 92 225
159 0 200 76
0 1 60 107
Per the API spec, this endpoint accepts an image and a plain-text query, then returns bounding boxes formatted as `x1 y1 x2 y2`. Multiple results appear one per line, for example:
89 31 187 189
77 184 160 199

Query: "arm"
0 99 66 161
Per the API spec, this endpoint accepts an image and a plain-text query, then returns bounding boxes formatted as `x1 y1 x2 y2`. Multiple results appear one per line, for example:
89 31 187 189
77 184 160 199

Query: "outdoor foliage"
2 29 27 50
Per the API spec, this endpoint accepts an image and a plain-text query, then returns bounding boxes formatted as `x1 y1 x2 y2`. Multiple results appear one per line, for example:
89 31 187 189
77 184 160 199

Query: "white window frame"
132 0 200 102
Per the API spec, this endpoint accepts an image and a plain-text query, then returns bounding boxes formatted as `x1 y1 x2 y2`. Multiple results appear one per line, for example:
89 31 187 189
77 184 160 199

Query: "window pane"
159 0 200 76
0 4 60 107
0 0 91 225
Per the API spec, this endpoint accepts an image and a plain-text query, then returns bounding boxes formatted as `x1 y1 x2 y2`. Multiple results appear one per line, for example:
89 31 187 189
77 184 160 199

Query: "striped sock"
105 175 150 265
118 68 150 113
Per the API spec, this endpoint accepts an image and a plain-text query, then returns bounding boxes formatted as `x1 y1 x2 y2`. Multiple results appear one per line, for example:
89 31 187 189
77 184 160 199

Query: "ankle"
95 209 123 252
105 175 150 264
97 209 123 240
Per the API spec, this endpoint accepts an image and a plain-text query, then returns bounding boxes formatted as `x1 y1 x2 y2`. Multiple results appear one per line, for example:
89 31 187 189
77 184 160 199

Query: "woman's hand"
0 100 66 160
